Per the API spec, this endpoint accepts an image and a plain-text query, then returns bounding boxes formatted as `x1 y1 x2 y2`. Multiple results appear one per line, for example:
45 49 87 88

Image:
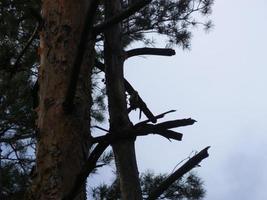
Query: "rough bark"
104 1 142 199
28 1 94 199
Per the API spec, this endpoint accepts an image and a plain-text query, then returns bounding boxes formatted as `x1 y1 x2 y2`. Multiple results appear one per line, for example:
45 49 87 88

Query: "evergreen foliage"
0 0 213 198
92 172 205 200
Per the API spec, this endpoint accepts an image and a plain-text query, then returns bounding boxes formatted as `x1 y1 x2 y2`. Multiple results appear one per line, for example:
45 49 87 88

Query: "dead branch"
125 80 157 123
136 110 176 125
153 129 183 141
94 59 157 122
134 118 196 132
147 146 210 200
134 127 183 141
126 48 176 59
92 118 195 144
93 0 152 34
62 141 109 200
63 0 99 113
133 118 196 140
154 118 196 130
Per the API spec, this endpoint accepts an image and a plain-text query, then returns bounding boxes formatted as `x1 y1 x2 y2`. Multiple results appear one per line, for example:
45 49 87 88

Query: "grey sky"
91 1 267 199
124 1 267 199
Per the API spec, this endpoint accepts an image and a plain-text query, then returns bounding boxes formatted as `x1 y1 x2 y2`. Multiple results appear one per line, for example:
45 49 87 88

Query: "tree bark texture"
28 1 94 199
104 1 142 199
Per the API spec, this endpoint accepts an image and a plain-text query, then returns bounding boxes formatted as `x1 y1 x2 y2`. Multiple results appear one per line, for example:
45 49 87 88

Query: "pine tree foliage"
0 0 213 198
1 162 29 199
0 0 105 196
0 2 39 193
121 0 214 48
92 172 205 200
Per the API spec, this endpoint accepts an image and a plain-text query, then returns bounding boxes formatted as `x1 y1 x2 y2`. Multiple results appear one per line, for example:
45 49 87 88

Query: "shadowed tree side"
27 1 95 199
104 0 143 199
0 0 214 199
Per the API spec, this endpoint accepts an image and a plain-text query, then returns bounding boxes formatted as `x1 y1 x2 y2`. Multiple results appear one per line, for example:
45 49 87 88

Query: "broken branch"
94 59 157 123
154 129 183 141
126 48 175 59
147 146 210 200
92 117 194 144
62 141 109 200
154 118 196 130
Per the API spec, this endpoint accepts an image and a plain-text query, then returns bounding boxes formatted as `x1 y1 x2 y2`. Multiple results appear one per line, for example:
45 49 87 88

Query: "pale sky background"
90 1 267 199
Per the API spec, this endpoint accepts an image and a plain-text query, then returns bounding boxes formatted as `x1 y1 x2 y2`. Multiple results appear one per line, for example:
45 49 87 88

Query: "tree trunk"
104 1 142 199
28 1 94 199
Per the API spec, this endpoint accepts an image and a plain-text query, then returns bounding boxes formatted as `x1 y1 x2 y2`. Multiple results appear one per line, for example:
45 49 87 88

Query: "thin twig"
91 117 195 144
136 110 176 126
91 126 109 132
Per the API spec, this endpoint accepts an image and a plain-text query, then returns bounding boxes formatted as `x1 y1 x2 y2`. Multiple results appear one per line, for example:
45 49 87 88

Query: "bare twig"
147 146 210 200
91 126 109 133
136 110 176 125
9 143 27 174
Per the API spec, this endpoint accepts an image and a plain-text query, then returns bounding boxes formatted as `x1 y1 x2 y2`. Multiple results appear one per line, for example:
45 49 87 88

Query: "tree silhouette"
0 0 214 199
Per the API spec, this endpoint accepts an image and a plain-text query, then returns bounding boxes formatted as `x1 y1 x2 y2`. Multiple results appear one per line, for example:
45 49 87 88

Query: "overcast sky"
91 1 267 199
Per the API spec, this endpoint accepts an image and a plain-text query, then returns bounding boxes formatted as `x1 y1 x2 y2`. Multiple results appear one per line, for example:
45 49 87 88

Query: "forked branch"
91 118 196 144
136 110 176 125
